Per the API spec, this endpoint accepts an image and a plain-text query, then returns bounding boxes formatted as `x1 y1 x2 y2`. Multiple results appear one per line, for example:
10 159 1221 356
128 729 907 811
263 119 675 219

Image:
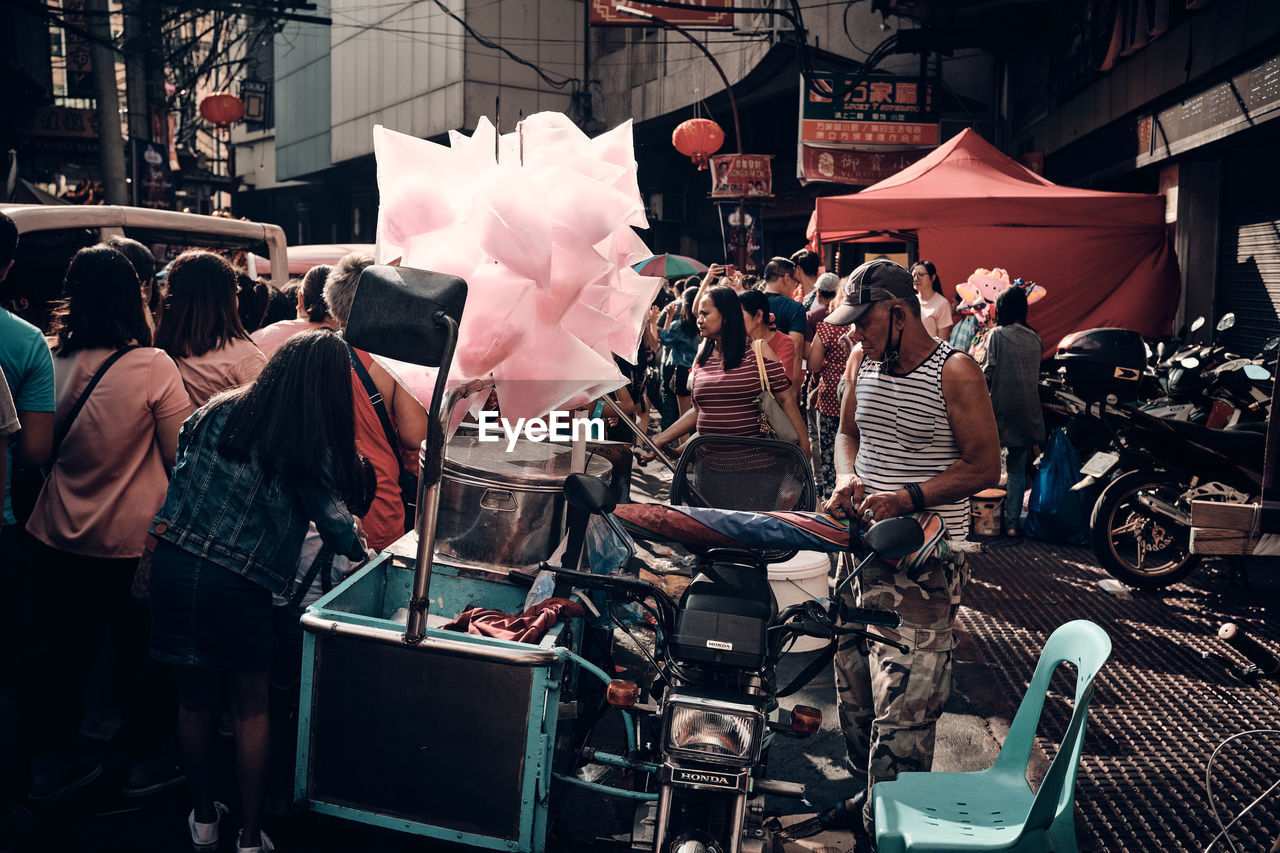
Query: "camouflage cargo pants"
832 549 968 830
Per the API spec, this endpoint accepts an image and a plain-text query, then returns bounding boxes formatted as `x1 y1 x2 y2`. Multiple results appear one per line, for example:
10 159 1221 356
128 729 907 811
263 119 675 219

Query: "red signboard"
709 154 772 198
590 0 733 27
800 120 939 147
799 144 930 186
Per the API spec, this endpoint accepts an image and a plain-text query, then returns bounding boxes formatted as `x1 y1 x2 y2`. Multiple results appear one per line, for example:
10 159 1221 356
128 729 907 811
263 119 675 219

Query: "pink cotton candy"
468 170 552 286
403 226 487 281
453 262 535 378
371 112 656 417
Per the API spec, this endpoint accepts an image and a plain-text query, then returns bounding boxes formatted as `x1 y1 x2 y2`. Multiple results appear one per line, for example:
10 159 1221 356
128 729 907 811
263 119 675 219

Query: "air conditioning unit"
648 193 685 222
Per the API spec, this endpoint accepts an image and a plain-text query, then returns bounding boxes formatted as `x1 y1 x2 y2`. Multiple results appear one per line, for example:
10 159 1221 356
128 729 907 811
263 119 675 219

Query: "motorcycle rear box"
671 564 773 670
1055 328 1146 402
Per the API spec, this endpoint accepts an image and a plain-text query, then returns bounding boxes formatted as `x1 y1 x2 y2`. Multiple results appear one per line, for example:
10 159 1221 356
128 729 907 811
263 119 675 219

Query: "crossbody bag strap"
344 339 400 457
51 345 140 460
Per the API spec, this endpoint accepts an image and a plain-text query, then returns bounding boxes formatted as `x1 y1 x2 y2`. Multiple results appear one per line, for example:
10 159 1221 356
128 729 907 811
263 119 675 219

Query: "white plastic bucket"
768 551 832 653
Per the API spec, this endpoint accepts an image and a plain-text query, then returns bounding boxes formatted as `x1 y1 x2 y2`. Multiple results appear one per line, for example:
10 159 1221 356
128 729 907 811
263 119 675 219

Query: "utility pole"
86 0 128 204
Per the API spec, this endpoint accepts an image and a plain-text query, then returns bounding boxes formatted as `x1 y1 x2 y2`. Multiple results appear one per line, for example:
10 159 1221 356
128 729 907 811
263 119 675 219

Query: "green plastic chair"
873 619 1111 853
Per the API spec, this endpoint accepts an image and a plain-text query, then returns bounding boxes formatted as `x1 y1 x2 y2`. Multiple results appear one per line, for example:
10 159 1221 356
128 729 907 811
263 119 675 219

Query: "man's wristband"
904 481 926 513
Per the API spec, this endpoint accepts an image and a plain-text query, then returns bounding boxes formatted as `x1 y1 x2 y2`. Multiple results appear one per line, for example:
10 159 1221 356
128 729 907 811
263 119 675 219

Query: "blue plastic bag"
1024 427 1093 546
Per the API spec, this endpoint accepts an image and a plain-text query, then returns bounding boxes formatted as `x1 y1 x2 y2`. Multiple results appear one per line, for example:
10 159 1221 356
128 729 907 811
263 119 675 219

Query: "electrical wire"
1202 728 1280 853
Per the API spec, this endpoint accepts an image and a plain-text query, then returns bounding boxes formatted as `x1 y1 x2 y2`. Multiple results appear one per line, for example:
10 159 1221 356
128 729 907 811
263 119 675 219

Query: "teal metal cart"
295 536 581 853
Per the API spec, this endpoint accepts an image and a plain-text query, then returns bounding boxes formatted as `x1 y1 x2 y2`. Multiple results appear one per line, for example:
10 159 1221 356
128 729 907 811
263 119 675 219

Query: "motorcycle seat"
679 556 777 625
1162 417 1265 461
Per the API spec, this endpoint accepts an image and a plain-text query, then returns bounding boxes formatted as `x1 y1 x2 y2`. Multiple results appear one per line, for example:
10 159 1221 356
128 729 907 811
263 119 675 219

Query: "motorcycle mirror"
564 473 616 515
1180 356 1200 369
863 516 924 560
1217 313 1236 332
1157 341 1166 359
1144 341 1153 359
1244 364 1271 382
1190 316 1206 333
1264 336 1280 355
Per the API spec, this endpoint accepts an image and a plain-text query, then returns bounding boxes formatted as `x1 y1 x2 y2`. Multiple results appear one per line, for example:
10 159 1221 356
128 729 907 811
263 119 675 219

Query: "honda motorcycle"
548 471 924 853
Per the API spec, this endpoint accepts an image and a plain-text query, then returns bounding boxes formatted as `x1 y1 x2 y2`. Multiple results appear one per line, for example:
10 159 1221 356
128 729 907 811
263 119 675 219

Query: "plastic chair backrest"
993 619 1112 832
671 435 816 512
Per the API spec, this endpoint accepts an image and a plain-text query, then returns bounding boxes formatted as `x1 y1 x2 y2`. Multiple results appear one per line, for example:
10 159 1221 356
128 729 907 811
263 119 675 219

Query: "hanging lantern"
199 92 245 128
672 118 724 170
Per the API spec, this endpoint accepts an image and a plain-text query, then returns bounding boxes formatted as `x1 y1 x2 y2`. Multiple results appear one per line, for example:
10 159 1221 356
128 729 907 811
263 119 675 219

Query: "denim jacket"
150 403 366 595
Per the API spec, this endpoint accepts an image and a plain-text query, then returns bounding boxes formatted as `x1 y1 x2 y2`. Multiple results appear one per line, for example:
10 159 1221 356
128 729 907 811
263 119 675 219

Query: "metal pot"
435 435 614 568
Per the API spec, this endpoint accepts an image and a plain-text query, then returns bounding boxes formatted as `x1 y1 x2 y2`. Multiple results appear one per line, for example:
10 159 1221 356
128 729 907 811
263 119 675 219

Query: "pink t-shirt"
175 337 267 406
27 347 192 558
251 319 329 359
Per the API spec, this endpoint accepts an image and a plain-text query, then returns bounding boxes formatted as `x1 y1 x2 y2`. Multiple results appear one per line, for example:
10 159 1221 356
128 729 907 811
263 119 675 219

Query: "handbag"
751 339 800 445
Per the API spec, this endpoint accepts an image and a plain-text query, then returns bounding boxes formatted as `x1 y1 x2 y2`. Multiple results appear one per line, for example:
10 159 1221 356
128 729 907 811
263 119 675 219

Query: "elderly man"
819 259 1000 836
324 253 429 550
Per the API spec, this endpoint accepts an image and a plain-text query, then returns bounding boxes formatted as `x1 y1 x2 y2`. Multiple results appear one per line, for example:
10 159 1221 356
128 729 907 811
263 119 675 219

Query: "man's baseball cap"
815 272 840 294
824 259 916 327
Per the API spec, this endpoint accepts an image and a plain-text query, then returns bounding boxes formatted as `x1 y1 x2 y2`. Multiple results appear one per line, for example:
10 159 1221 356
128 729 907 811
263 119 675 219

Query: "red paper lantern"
672 118 724 170
199 92 245 128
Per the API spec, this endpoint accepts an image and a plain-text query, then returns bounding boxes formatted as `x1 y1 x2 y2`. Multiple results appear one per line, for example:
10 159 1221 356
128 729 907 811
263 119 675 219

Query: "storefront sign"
800 73 938 147
716 202 763 272
14 106 99 139
799 144 929 186
709 154 772 198
62 0 95 100
590 0 732 27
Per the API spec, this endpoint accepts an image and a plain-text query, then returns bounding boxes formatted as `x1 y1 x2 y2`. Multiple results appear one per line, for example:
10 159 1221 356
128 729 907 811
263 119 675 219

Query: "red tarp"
810 129 1181 356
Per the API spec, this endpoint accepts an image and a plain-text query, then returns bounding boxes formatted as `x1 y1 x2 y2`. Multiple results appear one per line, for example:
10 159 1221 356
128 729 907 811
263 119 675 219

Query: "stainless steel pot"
435 435 614 568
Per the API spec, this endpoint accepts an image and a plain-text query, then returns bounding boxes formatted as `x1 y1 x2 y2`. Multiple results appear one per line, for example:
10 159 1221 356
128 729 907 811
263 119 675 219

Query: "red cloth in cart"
442 597 585 644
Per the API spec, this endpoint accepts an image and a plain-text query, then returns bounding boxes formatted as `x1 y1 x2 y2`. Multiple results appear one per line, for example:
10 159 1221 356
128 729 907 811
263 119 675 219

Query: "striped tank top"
854 341 968 538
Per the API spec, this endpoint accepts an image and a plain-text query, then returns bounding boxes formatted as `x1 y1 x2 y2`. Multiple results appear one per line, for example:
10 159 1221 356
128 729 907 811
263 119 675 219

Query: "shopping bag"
1024 427 1093 546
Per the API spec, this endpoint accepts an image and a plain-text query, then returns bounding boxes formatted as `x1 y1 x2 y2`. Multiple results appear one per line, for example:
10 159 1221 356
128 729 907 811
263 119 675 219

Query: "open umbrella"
632 253 708 278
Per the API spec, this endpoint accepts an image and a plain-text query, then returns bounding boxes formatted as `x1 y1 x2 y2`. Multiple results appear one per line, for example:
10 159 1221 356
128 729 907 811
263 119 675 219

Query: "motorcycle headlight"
663 695 764 767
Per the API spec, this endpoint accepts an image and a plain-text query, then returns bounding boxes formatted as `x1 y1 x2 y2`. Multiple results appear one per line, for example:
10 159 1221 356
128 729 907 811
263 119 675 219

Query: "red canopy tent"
810 129 1181 356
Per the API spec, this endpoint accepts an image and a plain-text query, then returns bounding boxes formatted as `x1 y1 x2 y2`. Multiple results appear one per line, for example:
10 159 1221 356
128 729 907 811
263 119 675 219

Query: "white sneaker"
235 828 275 852
189 801 230 852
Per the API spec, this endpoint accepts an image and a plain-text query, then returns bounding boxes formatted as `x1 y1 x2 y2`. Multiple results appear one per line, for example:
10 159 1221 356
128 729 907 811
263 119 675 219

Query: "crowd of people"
0 206 1041 849
0 212 421 852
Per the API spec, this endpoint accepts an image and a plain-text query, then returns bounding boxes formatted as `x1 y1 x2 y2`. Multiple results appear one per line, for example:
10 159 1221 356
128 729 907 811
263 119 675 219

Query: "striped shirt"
854 341 968 538
692 342 791 437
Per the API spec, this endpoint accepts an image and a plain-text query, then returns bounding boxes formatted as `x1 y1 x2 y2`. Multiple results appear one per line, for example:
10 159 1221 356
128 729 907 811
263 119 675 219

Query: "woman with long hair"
650 286 809 458
657 283 701 424
911 260 953 341
155 250 267 406
148 330 370 853
739 288 797 386
25 244 194 803
982 285 1045 537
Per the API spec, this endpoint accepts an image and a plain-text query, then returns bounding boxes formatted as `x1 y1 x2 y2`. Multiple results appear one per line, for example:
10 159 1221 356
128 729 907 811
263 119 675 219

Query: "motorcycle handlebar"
842 606 902 628
1219 623 1280 679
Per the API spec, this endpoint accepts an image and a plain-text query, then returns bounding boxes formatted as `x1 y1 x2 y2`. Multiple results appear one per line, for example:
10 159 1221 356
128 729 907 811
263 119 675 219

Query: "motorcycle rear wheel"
1090 471 1200 589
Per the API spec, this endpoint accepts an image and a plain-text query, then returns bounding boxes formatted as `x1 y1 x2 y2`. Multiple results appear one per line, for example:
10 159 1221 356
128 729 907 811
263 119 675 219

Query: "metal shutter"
1217 148 1280 355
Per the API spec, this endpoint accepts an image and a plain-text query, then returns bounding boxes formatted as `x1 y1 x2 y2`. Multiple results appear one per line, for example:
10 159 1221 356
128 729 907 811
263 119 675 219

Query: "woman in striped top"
650 286 810 458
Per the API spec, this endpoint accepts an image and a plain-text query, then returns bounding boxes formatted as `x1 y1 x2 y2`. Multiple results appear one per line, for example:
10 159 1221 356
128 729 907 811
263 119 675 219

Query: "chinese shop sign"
709 154 772 198
799 145 929 186
590 0 733 27
800 73 938 147
716 202 763 272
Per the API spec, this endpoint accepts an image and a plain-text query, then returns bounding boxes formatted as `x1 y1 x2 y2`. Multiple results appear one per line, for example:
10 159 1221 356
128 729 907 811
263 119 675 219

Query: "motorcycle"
1080 403 1262 589
546 468 925 853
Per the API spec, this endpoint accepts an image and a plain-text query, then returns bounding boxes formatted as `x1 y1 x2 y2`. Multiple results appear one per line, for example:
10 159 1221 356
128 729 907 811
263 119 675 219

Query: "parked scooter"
1047 326 1264 588
1081 403 1262 588
548 471 925 853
